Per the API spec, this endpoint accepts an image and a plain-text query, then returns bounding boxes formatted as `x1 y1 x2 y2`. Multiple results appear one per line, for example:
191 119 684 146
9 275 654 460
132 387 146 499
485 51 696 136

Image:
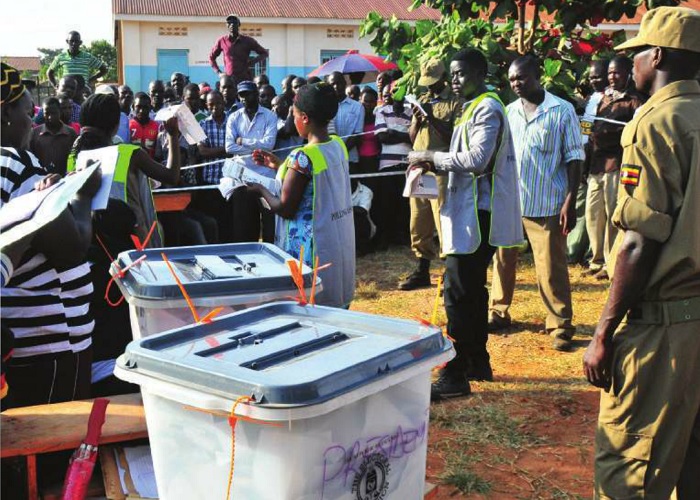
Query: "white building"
112 0 440 91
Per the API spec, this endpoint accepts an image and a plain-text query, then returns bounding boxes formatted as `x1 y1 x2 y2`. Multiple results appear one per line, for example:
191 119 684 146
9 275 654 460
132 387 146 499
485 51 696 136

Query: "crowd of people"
1 5 700 498
0 35 649 405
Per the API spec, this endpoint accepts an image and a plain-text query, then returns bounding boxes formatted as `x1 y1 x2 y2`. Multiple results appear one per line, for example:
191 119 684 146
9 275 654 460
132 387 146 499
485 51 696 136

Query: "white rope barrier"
180 130 381 171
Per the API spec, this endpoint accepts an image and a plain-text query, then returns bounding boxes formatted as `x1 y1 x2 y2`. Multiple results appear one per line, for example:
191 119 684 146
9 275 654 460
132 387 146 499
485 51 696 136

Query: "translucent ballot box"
110 243 319 339
114 302 454 500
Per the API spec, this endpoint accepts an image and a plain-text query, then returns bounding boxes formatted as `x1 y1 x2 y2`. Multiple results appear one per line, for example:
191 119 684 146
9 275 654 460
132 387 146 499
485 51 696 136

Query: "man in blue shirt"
489 56 584 351
225 81 278 242
327 71 365 171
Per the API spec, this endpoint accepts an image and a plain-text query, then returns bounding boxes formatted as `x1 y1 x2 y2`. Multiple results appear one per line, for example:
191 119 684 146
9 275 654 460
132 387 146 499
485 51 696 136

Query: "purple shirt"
209 34 268 82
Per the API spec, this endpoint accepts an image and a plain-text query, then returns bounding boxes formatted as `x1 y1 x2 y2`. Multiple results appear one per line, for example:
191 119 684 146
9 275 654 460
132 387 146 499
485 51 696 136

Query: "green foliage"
409 0 684 31
359 0 684 102
37 47 62 82
87 40 118 82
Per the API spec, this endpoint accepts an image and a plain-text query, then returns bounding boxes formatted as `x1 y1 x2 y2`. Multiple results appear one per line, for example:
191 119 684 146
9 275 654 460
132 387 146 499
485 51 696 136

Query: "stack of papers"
219 157 280 201
114 445 159 498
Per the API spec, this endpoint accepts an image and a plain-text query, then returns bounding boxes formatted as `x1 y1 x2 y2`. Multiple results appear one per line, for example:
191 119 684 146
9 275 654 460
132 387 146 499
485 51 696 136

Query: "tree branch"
517 0 527 54
524 0 540 53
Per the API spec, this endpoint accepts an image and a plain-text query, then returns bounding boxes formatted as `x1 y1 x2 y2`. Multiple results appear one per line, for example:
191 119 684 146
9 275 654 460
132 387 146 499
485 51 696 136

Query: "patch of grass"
442 469 492 495
438 451 492 495
548 488 586 500
354 279 380 300
431 398 544 451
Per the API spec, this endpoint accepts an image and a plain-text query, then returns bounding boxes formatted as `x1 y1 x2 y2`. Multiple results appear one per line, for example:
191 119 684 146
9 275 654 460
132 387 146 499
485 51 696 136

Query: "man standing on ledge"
209 15 269 86
583 7 700 499
47 31 107 89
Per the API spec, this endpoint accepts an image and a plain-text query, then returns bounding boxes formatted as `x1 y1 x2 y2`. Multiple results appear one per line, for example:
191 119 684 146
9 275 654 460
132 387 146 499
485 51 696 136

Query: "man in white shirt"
225 80 278 242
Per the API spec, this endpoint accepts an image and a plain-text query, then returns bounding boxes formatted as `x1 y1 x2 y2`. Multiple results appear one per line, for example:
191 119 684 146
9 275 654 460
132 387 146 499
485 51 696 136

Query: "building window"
241 27 263 37
327 28 354 39
158 26 188 36
249 56 269 78
320 50 348 65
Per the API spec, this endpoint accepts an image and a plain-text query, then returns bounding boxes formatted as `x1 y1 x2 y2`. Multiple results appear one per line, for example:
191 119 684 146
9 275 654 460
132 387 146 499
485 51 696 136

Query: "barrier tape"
580 115 628 126
180 130 380 171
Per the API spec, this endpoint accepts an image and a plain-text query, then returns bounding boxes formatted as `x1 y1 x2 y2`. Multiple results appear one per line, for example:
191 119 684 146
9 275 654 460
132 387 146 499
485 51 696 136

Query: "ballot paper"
154 104 207 145
403 167 438 199
219 157 280 200
115 445 158 498
73 145 120 210
405 94 428 117
0 164 101 249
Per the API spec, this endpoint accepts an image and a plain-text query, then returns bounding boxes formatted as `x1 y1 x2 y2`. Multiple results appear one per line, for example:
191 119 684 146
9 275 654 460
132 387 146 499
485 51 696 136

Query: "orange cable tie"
161 252 200 323
310 255 319 306
140 220 158 250
225 395 254 500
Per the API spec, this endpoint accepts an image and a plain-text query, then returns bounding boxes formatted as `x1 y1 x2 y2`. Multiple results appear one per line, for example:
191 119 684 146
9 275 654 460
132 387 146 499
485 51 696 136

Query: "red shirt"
209 34 268 83
129 119 159 158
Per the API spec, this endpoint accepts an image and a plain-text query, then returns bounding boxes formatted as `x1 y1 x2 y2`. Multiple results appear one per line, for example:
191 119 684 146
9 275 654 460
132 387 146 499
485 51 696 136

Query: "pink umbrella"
61 398 110 500
308 50 397 84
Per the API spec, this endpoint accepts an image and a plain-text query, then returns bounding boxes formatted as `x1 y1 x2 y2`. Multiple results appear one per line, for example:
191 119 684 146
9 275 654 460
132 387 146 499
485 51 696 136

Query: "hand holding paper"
405 95 428 117
403 167 439 199
155 104 207 145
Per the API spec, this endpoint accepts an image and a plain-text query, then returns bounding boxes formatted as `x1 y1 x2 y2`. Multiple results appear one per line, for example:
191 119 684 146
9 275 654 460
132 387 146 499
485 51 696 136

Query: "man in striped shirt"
47 31 107 89
489 55 584 351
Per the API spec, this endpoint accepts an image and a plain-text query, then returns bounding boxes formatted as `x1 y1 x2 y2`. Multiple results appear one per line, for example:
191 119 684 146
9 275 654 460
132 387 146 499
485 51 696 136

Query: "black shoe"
466 362 493 382
398 270 431 291
551 332 574 352
431 371 472 401
487 315 511 332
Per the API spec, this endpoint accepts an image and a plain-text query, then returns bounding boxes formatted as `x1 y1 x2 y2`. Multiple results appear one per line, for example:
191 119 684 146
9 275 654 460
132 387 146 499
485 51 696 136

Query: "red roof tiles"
2 56 41 72
112 0 442 21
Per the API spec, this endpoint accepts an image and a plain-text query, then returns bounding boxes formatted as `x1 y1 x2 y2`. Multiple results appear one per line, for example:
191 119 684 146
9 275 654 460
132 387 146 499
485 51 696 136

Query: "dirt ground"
351 246 608 500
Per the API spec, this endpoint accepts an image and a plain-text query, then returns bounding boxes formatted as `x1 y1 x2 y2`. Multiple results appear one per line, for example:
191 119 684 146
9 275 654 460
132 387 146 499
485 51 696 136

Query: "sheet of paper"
0 164 100 249
175 104 207 144
405 94 428 117
154 107 175 122
155 104 207 145
115 445 159 498
74 145 119 210
403 168 438 199
0 181 62 231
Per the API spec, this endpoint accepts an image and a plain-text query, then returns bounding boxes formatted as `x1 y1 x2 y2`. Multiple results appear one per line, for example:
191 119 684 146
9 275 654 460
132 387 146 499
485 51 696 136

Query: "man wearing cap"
582 7 700 499
225 81 278 242
210 15 269 86
400 59 463 290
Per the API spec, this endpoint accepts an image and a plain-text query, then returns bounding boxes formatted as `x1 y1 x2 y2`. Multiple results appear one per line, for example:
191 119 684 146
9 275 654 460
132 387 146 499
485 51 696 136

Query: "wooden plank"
27 454 38 500
1 393 147 459
100 446 127 500
153 192 191 212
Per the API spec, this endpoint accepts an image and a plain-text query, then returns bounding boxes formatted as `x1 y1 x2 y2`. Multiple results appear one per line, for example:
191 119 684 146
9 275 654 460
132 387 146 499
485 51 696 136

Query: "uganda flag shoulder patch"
620 164 642 186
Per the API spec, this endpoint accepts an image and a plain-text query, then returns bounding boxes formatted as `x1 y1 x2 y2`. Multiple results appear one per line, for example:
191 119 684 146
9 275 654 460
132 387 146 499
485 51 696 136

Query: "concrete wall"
120 19 376 92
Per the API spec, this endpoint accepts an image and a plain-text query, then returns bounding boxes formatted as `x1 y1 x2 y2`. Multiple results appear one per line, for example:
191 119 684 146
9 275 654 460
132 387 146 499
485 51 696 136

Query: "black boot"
398 258 431 290
431 370 472 401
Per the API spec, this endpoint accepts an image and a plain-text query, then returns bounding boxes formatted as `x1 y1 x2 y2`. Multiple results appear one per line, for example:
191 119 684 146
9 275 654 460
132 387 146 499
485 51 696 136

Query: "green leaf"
408 0 423 12
543 58 562 78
